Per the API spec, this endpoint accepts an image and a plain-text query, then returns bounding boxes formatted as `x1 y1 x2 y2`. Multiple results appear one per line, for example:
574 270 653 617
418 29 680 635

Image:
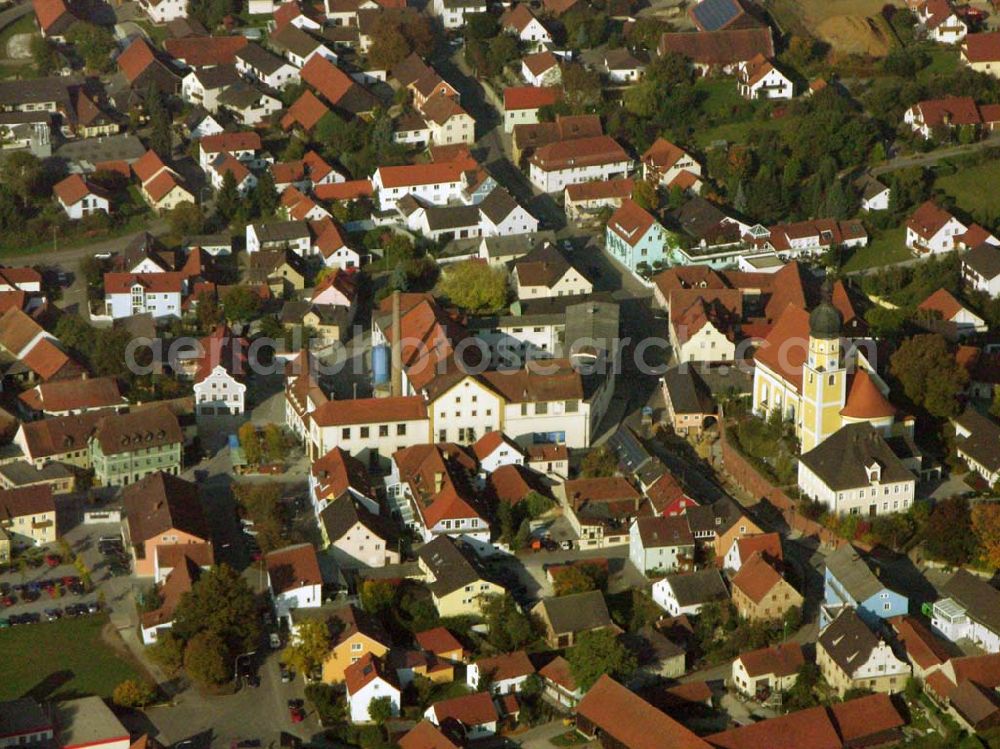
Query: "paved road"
871 135 1000 176
0 1 31 37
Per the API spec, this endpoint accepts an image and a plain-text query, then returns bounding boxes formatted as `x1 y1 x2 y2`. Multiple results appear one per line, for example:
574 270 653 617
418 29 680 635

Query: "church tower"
799 280 846 453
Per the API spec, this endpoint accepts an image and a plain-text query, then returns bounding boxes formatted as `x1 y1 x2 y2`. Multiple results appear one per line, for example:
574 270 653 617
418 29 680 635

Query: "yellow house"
730 552 803 623
0 485 57 547
317 604 391 685
417 536 505 618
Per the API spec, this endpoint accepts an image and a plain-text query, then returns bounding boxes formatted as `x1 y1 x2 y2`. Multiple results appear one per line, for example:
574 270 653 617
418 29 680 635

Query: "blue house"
605 198 679 278
821 544 908 629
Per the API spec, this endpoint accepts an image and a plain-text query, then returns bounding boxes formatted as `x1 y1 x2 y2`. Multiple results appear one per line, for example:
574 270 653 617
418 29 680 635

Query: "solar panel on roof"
692 0 741 31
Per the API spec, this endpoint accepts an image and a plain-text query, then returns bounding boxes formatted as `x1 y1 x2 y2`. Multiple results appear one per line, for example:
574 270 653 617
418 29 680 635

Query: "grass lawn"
0 212 152 259
694 78 745 120
842 226 911 272
0 14 36 56
935 159 1000 223
919 47 960 78
0 615 145 701
551 731 588 747
135 20 169 45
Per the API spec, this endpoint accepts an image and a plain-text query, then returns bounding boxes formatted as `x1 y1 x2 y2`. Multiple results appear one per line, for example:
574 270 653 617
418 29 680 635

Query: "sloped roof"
123 472 208 544
533 589 612 634
607 199 659 247
737 642 804 678
265 542 322 595
799 423 915 492
281 89 331 131
840 369 895 419
731 551 788 604
907 200 958 240
658 27 773 66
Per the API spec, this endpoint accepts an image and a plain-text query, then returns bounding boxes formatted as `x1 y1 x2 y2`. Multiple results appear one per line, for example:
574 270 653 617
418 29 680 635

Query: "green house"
89 406 183 487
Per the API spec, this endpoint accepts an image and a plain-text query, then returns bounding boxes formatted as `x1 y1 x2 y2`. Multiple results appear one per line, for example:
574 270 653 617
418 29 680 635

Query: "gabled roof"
417 535 491 598
281 89 331 131
824 544 891 603
731 551 788 604
471 650 535 682
18 376 124 413
662 568 728 607
607 199 659 247
706 704 841 749
503 85 560 111
522 50 560 77
123 472 208 544
577 676 711 749
0 485 55 521
751 304 809 390
533 589 613 634
963 30 1000 62
818 608 881 676
399 720 461 749
502 3 543 33
265 543 322 595
907 200 958 240
634 515 694 548
840 369 895 419
918 287 966 321
33 0 73 34
429 691 497 727
799 423 915 492
737 642 804 678
940 568 1000 635
415 627 464 656
513 243 577 288
164 35 248 66
345 652 398 694
658 27 773 66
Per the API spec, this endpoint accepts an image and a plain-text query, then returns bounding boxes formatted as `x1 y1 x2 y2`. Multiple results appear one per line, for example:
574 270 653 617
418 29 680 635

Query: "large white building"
192 325 248 416
931 569 1000 654
103 273 185 320
265 543 323 623
528 135 631 194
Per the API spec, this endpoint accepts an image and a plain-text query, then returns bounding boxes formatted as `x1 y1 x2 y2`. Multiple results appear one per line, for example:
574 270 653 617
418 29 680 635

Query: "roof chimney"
390 290 402 398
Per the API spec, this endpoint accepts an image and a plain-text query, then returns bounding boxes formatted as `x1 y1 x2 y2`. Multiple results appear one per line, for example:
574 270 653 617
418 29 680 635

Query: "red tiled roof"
735 532 782 563
201 131 261 154
164 35 248 66
18 376 123 413
314 179 373 201
265 543 322 595
530 135 629 172
913 96 982 127
502 4 540 33
738 642 804 678
430 692 498 727
33 0 69 33
20 338 74 381
311 396 426 426
53 174 95 206
416 627 464 656
706 705 841 749
964 31 1000 62
132 150 168 184
752 304 809 392
144 170 186 203
607 199 658 247
658 27 774 66
828 693 906 745
919 288 965 321
472 651 534 682
907 200 956 240
301 54 354 105
731 551 785 604
281 89 331 131
399 721 460 749
376 155 478 189
565 178 634 202
889 616 953 671
104 272 185 295
522 50 559 77
503 85 560 110
118 38 161 84
345 652 397 694
840 369 895 420
577 676 711 749
471 430 516 460
642 137 687 170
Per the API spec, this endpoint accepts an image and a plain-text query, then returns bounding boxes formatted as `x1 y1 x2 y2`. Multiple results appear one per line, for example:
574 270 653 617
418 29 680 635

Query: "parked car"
86 602 100 614
44 608 62 621
269 632 281 650
44 554 61 567
288 700 305 723
0 596 15 607
21 612 40 624
0 618 9 628
280 663 293 683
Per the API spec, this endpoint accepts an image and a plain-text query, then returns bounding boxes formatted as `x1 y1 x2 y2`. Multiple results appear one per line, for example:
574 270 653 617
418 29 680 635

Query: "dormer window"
866 462 882 483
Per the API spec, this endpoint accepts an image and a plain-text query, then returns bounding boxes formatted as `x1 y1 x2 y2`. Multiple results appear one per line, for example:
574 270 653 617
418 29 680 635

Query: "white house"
917 0 968 44
346 654 401 724
722 532 783 572
306 396 431 465
181 66 241 113
192 325 247 416
797 423 916 517
246 220 312 255
931 569 1000 654
732 643 804 700
651 568 728 617
219 84 283 127
528 135 631 193
906 200 968 254
628 515 695 576
918 288 988 336
371 154 487 213
466 651 535 694
265 543 323 622
503 86 559 133
235 43 301 89
208 154 258 196
501 5 551 49
472 431 525 475
857 175 891 212
424 693 498 739
963 242 1000 296
479 187 539 237
737 54 793 100
521 51 562 87
140 0 187 24
512 244 594 299
198 131 263 171
430 0 487 30
103 273 184 320
188 112 225 140
53 174 109 220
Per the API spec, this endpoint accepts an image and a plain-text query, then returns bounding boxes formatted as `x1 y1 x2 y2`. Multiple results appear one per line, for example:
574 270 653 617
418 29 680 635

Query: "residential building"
723 531 782 572
521 51 562 86
652 568 728 617
345 654 400 724
0 485 56 548
430 0 487 29
266 543 323 623
685 496 763 558
122 472 210 578
963 242 1000 296
953 407 1000 487
424 692 497 739
235 43 300 89
817 608 911 697
563 476 648 548
538 656 583 708
466 651 535 694
907 200 968 253
661 366 716 434
918 288 987 337
501 4 551 48
18 376 125 417
370 152 484 212
730 551 803 622
904 96 981 139
641 137 702 191
0 699 53 747
528 135 630 193
605 199 677 276
797 423 917 516
306 396 430 465
737 54 793 99
53 174 109 219
531 590 615 648
511 244 593 299
627 515 695 575
416 535 504 617
564 179 633 222
181 65 242 113
856 174 891 212
502 86 559 132
821 544 908 628
90 407 183 487
961 31 1000 76
140 553 203 644
732 643 805 700
398 722 461 749
192 325 248 416
313 604 391 684
657 26 775 75
914 0 967 44
931 569 1000 654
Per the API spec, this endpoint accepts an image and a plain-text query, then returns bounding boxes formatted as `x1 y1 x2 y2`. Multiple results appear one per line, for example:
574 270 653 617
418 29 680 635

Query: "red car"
61 576 78 587
0 596 14 607
288 700 305 723
44 554 61 567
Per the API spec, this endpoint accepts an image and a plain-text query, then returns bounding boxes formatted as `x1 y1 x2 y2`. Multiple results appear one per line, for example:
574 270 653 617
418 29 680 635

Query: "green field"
935 159 1000 224
0 615 145 701
0 14 36 57
842 226 911 272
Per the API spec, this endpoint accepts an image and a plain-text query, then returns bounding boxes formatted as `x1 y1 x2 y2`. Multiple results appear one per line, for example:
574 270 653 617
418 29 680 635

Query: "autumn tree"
172 564 261 656
552 562 608 596
889 334 968 419
146 631 184 673
360 579 396 615
281 618 331 676
580 445 617 478
367 13 434 70
972 502 1000 568
113 679 156 708
169 201 205 236
238 422 263 465
436 261 508 312
232 482 289 552
568 629 636 691
631 180 660 212
924 496 977 566
480 593 536 652
222 285 261 322
184 631 230 687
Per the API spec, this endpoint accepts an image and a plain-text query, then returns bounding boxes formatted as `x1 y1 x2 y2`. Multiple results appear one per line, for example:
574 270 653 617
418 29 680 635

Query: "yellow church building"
751 286 897 452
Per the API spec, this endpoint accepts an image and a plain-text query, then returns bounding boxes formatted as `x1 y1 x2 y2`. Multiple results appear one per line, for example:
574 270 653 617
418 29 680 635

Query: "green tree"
30 36 59 75
1 151 41 204
215 169 240 222
360 579 396 614
254 169 278 217
196 290 223 332
238 422 262 465
480 593 536 652
222 285 261 322
889 334 968 419
552 562 607 596
568 629 636 691
580 445 617 478
66 23 116 72
184 630 231 687
436 261 508 312
169 201 205 236
145 83 172 157
486 33 519 75
784 661 821 710
112 679 156 708
232 482 289 552
631 180 660 211
281 618 330 676
172 564 261 655
561 63 603 113
368 696 394 725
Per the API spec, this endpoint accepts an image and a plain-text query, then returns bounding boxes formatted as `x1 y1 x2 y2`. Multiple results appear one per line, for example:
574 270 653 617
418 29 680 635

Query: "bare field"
767 0 905 56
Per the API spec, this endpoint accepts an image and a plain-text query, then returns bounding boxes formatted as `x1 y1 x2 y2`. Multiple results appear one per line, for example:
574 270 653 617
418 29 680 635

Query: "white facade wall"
528 158 631 193
481 204 539 237
194 366 246 415
104 288 183 320
348 678 400 724
651 578 703 617
273 581 322 621
796 460 915 516
906 217 967 253
61 194 109 220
